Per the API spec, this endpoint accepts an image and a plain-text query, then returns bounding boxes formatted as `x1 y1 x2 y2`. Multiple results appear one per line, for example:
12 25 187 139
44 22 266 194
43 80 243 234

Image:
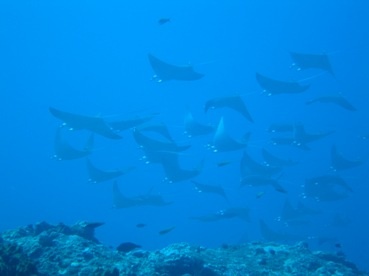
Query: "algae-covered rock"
0 241 38 275
0 222 368 276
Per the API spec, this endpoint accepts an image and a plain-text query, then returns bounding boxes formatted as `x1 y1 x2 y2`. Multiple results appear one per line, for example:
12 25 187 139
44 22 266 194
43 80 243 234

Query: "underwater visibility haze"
1 0 369 273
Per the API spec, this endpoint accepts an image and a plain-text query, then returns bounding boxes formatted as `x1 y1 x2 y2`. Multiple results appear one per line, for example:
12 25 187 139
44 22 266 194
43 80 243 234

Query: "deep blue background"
1 0 369 271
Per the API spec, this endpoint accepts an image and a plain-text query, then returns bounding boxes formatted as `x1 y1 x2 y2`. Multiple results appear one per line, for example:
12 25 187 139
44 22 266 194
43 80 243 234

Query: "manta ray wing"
331 145 364 171
50 107 121 139
256 73 310 95
184 112 214 137
205 95 253 122
53 127 93 160
159 153 202 183
290 51 334 76
148 53 204 82
306 95 357 111
304 175 352 201
212 117 249 152
87 159 133 183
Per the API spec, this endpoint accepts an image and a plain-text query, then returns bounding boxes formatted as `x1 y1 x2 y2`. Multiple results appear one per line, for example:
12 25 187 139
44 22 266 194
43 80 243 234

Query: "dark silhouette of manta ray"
53 127 94 160
204 95 253 122
211 117 249 152
191 180 228 201
256 73 310 95
304 175 352 201
86 159 134 183
289 51 334 76
49 107 121 139
330 145 365 171
184 111 214 137
113 181 171 208
148 53 204 82
261 148 298 167
259 220 302 242
159 152 203 183
306 95 356 111
240 150 283 178
191 207 250 222
281 199 320 222
109 113 157 131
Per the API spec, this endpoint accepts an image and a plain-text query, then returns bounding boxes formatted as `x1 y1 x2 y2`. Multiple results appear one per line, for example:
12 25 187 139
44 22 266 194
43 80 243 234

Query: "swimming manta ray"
240 175 287 194
86 159 134 183
148 53 204 82
191 180 228 201
159 152 203 183
109 113 157 132
136 122 175 142
191 207 250 222
211 117 249 152
281 199 321 222
49 107 121 139
256 73 310 95
304 175 352 202
259 220 302 242
240 150 283 178
289 51 334 76
293 124 334 145
184 111 214 137
306 95 356 111
113 182 171 208
330 145 365 171
271 123 334 150
261 148 298 167
204 95 254 122
268 123 296 133
53 127 94 160
133 129 190 156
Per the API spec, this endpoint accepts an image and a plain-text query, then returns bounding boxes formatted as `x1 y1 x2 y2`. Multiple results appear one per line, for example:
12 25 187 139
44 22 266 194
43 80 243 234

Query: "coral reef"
0 221 367 275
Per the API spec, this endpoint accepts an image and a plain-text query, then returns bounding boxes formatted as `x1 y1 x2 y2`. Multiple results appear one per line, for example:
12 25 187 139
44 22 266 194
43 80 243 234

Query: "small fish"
335 243 342 248
116 242 141 253
256 191 265 199
136 223 146 228
159 226 176 235
217 161 232 167
158 18 170 25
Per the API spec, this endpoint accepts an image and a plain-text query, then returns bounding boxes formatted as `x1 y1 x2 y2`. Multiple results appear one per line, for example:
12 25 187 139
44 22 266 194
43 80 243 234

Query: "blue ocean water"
1 0 368 272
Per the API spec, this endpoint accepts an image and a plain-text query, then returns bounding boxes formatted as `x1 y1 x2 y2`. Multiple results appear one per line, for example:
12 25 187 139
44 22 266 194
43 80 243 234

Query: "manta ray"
136 123 175 142
240 175 287 194
211 117 249 152
159 152 203 183
133 129 190 155
184 111 214 137
113 182 171 208
289 51 334 76
256 73 310 95
109 113 157 131
330 145 365 171
204 95 254 122
259 220 302 242
281 199 321 222
86 159 134 183
240 150 283 178
191 207 250 222
270 123 334 150
148 53 204 82
53 127 94 160
306 95 356 111
49 107 121 139
191 180 228 201
304 175 352 201
261 148 298 167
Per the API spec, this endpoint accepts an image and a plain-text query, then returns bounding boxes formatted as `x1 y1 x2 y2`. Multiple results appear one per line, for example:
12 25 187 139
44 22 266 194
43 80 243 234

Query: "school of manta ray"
49 50 367 241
